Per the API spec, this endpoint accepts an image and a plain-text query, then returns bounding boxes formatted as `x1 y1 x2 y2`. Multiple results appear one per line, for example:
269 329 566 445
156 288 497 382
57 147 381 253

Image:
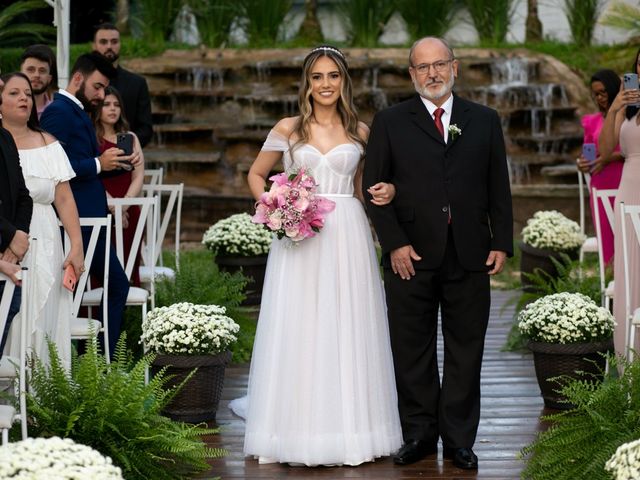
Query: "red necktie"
434 108 445 138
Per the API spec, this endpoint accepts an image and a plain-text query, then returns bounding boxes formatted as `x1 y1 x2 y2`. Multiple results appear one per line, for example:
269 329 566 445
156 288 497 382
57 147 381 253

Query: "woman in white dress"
0 73 83 368
236 46 403 467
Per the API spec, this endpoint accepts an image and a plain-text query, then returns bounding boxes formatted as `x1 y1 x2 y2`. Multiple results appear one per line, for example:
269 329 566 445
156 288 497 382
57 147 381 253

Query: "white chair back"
141 183 183 271
592 187 618 301
621 203 640 361
66 216 112 361
0 275 16 344
578 170 591 235
144 168 164 187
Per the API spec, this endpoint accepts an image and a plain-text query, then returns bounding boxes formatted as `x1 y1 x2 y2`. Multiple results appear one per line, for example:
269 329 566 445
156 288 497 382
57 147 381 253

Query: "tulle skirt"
238 196 402 466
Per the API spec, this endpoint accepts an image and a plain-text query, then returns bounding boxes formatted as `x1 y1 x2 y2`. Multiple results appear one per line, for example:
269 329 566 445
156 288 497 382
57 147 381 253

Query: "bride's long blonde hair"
289 46 365 155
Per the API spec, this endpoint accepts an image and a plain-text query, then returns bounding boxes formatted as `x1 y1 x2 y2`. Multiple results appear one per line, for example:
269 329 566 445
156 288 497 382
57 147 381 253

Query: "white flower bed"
518 292 615 344
202 213 272 257
0 437 123 479
141 302 240 355
521 210 586 251
605 439 640 480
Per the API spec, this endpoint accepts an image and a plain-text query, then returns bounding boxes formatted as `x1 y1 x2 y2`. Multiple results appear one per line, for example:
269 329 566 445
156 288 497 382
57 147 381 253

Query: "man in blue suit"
41 52 140 357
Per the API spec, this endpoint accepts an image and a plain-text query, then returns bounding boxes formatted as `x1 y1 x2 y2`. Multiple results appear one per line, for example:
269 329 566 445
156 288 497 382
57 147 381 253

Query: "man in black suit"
0 74 33 357
92 23 153 148
363 37 513 470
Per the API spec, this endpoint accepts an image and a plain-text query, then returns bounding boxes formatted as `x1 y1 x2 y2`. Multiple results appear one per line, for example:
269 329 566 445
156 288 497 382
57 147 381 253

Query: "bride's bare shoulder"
272 116 299 137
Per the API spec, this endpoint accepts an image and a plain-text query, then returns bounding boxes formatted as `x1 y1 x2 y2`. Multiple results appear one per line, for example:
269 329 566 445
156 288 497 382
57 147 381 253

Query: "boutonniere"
448 124 462 140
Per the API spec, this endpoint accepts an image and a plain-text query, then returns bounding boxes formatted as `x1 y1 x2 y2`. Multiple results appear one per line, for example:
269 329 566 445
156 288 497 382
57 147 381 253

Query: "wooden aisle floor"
203 290 550 479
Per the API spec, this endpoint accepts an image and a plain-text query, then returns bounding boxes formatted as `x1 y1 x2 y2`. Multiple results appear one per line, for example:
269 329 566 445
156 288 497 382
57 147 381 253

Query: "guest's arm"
54 181 84 279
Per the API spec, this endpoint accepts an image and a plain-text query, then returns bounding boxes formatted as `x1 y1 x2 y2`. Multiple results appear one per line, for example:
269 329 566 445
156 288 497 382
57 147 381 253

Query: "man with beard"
0 70 32 358
93 23 153 148
20 44 58 119
40 52 139 358
363 37 513 470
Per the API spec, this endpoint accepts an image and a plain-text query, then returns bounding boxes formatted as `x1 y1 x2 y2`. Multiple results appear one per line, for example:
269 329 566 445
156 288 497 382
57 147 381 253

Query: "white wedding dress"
230 130 402 466
7 141 74 369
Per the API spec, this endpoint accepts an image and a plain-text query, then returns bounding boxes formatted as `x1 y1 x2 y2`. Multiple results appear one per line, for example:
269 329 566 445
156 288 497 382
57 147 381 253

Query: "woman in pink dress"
93 86 145 286
576 69 623 265
599 49 640 358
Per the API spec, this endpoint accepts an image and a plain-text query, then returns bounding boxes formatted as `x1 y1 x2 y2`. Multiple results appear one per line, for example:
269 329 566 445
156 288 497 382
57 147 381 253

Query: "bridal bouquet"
252 169 336 242
0 437 123 479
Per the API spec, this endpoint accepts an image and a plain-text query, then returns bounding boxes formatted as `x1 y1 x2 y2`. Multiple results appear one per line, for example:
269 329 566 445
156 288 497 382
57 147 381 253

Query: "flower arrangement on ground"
202 212 272 257
141 302 240 355
518 292 615 344
0 437 123 479
521 210 586 251
606 439 640 480
252 169 336 242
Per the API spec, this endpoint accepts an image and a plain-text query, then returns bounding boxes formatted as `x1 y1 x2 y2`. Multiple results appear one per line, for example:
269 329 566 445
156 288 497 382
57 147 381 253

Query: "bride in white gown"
1 73 84 369
232 46 403 467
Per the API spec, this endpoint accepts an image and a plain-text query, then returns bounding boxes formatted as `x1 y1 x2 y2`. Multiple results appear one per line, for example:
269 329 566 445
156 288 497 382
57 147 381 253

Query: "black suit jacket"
363 94 513 271
111 66 153 148
0 127 32 252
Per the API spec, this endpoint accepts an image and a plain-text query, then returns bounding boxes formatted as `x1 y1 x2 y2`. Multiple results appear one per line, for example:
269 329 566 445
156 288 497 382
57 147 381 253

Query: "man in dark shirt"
0 73 33 358
92 23 153 148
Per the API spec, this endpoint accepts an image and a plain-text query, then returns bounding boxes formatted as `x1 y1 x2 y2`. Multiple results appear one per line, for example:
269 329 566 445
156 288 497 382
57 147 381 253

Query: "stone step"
540 164 579 177
144 148 220 164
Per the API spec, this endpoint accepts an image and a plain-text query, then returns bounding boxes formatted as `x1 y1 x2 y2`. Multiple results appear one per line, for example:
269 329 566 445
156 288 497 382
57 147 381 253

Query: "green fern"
26 336 224 480
521 355 640 479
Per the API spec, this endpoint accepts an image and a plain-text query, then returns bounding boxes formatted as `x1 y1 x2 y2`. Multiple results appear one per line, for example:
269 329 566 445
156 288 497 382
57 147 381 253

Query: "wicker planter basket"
519 242 579 292
151 350 232 423
215 255 268 306
528 339 613 410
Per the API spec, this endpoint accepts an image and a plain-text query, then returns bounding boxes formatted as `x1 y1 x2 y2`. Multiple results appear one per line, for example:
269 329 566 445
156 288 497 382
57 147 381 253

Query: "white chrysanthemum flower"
606 439 640 480
141 302 240 355
0 437 123 479
202 213 272 257
517 292 615 344
521 210 586 251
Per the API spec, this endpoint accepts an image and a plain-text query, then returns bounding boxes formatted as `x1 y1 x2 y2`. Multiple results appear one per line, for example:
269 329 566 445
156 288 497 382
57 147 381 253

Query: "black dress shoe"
443 447 478 469
393 439 437 465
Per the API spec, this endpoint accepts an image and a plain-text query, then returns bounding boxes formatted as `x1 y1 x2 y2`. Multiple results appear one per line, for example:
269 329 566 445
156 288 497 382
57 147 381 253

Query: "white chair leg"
2 428 8 445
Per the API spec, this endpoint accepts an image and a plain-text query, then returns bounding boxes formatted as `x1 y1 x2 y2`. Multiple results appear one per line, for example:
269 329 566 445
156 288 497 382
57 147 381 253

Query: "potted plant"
519 210 586 291
202 212 272 305
606 438 640 480
518 292 615 409
142 302 240 423
0 437 123 479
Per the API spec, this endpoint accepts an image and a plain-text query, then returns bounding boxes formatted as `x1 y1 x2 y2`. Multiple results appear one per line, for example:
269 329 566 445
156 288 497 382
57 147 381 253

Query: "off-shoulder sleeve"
261 129 289 152
19 141 76 184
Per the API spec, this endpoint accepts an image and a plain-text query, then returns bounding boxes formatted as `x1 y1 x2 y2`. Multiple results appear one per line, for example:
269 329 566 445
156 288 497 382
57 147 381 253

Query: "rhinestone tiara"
309 46 345 59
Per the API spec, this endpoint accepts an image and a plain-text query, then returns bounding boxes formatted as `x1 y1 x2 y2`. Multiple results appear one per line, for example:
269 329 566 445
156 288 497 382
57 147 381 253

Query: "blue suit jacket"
40 93 108 218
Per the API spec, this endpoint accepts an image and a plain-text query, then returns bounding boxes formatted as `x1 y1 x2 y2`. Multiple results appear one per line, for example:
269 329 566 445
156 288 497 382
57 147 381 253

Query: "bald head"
409 37 454 67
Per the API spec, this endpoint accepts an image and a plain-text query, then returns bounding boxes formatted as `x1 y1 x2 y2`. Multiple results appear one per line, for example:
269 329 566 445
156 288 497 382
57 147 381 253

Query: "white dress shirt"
420 93 454 143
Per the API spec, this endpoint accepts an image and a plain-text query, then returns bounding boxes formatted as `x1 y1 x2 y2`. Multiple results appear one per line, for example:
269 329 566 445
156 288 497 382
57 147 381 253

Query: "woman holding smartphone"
576 69 623 266
0 72 83 369
599 48 640 359
94 86 145 286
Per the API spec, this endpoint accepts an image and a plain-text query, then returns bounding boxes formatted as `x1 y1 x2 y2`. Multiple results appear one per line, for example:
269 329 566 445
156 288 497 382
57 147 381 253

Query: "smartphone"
63 264 77 292
623 73 640 106
582 143 596 163
116 132 134 156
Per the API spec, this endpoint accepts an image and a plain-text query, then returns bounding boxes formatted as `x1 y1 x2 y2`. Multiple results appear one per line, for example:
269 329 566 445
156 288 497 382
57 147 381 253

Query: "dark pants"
384 228 490 449
0 284 21 359
83 227 130 358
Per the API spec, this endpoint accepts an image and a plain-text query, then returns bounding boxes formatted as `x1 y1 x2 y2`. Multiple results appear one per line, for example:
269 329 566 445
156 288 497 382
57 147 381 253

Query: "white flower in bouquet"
605 438 640 480
141 302 240 355
518 292 615 344
0 437 123 479
202 213 272 257
521 210 586 251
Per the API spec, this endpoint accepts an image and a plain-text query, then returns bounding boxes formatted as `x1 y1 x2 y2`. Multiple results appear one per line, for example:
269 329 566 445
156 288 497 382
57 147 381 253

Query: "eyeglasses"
411 59 453 75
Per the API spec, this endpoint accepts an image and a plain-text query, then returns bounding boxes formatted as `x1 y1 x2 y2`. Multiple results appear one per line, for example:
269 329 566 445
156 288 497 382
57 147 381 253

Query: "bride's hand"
368 182 396 206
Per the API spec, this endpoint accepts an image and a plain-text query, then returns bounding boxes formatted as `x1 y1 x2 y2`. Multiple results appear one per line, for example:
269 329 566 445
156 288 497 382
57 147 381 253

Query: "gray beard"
414 74 455 102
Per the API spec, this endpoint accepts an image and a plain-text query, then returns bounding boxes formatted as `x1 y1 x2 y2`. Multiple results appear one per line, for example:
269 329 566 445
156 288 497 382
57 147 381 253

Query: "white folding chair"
68 217 111 361
578 170 597 262
143 168 164 187
620 203 640 362
592 187 618 309
98 197 157 316
0 252 32 443
140 183 183 280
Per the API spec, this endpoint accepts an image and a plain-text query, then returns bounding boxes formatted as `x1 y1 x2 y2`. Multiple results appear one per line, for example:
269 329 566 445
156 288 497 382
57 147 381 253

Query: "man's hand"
99 147 126 171
390 245 422 280
8 230 29 260
486 250 507 275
